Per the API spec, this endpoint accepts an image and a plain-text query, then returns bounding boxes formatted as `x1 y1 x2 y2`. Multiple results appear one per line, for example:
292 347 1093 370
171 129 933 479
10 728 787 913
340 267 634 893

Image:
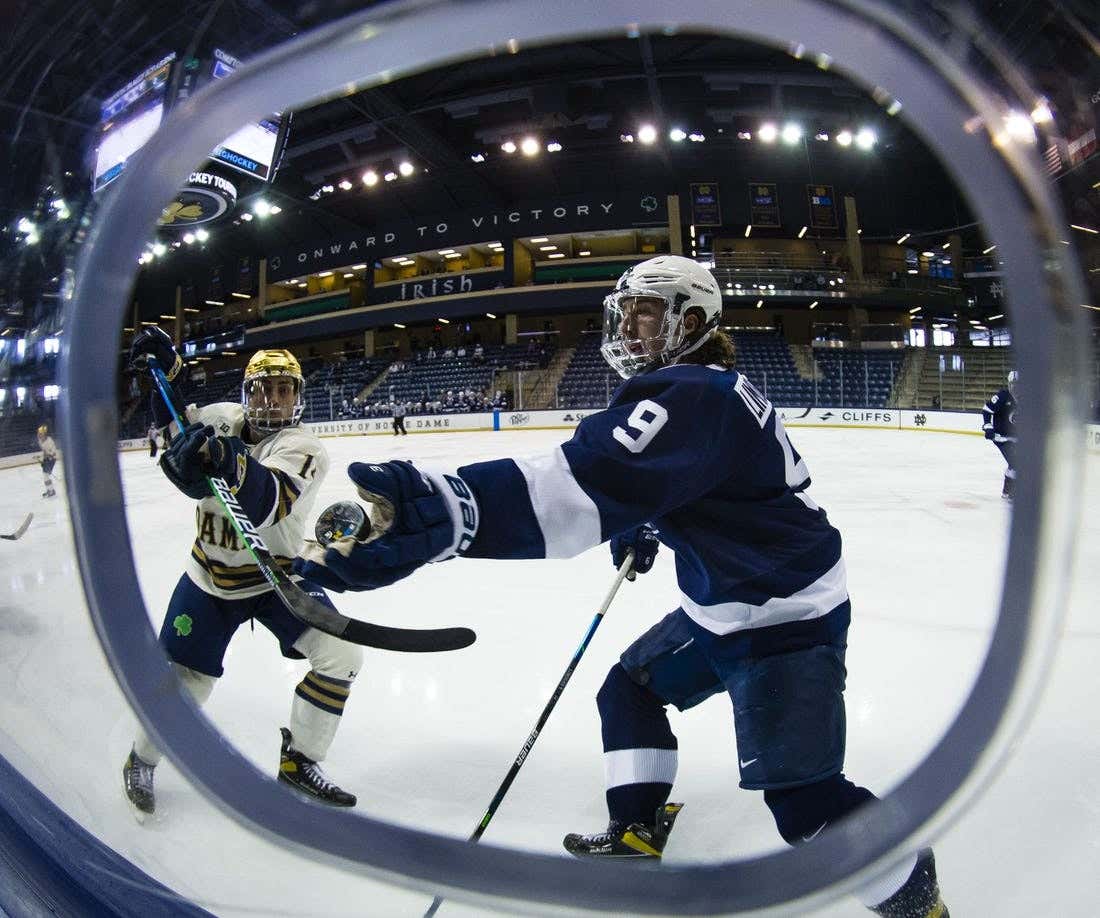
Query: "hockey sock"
598 664 678 825
133 664 216 765
290 671 352 761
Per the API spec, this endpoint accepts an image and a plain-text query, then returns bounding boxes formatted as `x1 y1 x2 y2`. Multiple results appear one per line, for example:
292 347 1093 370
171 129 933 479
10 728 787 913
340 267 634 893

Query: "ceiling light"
814 132 830 141
579 250 591 256
758 123 778 143
297 282 307 287
240 212 253 222
546 141 562 153
688 132 705 142
809 301 818 309
756 300 763 308
384 171 397 182
205 299 224 306
781 123 802 144
352 264 367 270
637 124 658 145
548 253 566 259
445 253 462 259
183 232 195 244
1001 111 1036 143
855 128 876 150
669 127 687 142
988 314 1004 320
501 140 517 153
907 268 919 274
520 137 539 156
539 245 557 251
269 205 281 215
982 245 997 254
909 307 922 314
836 129 853 147
1030 101 1053 124
362 170 379 186
798 226 808 239
620 133 634 143
529 237 548 243
394 323 406 329
737 131 752 140
438 249 456 255
744 225 752 237
942 242 950 249
317 271 333 277
232 292 250 299
398 161 415 176
338 179 353 190
158 314 175 320
470 153 486 163
152 242 167 256
252 199 271 217
437 318 450 324
485 313 497 319
942 258 951 264
321 184 334 194
343 273 354 278
896 233 910 244
1070 224 1098 234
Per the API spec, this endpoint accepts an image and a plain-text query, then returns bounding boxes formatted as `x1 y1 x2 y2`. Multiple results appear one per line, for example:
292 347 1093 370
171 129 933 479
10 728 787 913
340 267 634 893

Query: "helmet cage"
242 371 304 433
601 287 719 379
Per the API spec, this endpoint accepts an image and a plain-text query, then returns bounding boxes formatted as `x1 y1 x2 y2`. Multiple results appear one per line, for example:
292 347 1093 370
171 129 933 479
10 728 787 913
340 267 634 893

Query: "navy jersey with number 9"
457 363 847 636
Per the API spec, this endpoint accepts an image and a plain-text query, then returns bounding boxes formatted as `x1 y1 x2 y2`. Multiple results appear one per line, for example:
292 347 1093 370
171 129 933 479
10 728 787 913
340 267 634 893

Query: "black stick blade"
1 513 33 541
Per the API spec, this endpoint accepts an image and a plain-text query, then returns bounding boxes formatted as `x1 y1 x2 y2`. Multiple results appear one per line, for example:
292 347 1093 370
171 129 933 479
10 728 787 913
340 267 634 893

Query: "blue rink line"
0 752 213 918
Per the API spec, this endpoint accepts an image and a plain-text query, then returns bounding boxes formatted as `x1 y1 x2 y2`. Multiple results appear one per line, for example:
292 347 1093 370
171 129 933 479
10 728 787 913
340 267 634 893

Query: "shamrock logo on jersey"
173 614 194 637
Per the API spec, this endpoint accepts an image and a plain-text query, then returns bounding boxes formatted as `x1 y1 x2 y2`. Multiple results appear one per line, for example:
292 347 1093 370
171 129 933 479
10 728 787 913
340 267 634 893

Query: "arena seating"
554 333 619 408
302 357 390 422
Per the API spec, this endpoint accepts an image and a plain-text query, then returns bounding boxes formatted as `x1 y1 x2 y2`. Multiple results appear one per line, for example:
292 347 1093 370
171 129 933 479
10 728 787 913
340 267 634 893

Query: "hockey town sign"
265 191 668 281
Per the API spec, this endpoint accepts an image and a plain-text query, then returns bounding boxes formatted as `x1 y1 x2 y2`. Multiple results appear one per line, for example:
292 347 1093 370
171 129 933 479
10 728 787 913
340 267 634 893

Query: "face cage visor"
242 374 304 434
600 290 687 379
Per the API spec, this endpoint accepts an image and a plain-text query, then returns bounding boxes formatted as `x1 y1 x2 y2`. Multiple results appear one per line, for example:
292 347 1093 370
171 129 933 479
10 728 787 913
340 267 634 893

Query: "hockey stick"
423 550 635 918
148 361 475 653
1 513 32 541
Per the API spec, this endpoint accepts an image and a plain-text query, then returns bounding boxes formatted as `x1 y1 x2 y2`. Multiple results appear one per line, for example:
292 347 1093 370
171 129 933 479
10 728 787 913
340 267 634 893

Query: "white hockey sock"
133 664 217 766
289 671 350 761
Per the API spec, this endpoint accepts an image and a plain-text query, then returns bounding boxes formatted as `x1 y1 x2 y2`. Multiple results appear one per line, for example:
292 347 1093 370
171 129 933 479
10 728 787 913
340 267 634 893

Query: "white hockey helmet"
601 255 722 378
1007 369 1018 396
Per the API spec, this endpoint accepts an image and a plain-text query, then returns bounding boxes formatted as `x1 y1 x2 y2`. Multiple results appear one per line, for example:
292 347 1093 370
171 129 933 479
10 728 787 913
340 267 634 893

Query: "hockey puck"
315 501 371 546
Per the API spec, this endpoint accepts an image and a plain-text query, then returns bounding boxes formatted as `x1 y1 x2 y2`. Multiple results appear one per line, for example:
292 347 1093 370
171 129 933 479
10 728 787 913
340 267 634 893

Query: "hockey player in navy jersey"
982 370 1018 500
298 256 949 918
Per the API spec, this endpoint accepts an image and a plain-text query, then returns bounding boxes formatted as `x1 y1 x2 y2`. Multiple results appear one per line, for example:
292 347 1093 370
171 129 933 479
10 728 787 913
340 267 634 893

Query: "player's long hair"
680 326 736 369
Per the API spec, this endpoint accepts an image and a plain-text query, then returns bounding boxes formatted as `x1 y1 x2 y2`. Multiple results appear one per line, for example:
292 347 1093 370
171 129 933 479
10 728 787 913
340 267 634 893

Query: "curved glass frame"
60 1 1089 913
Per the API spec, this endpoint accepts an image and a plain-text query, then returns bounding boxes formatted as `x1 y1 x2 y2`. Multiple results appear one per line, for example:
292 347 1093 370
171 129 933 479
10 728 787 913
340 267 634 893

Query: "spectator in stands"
443 346 455 359
457 345 467 358
473 343 485 364
426 346 437 361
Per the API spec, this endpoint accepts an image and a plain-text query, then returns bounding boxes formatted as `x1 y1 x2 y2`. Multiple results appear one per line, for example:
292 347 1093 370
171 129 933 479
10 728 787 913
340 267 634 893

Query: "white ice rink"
1 425 1098 916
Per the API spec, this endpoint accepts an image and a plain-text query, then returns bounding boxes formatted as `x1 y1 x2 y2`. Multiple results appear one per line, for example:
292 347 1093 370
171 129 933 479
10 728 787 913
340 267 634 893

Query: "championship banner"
749 183 780 227
689 183 722 226
807 184 838 230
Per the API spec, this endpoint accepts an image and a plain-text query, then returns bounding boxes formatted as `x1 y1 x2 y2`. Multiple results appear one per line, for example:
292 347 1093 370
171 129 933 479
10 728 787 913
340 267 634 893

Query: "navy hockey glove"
611 524 659 581
295 460 479 592
160 423 214 500
129 326 182 381
983 425 996 440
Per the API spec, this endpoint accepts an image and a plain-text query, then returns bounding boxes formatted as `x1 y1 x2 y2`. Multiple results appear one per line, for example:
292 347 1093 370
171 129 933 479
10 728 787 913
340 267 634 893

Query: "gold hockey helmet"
37 424 48 438
242 349 304 433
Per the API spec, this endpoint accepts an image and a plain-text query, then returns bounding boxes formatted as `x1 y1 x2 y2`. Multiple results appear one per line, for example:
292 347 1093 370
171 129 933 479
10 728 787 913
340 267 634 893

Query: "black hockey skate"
871 849 950 918
122 747 156 818
563 803 683 860
1001 475 1015 501
278 727 356 807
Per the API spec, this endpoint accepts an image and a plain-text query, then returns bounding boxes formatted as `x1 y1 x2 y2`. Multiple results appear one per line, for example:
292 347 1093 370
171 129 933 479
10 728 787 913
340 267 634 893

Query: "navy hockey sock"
763 773 875 845
598 664 678 825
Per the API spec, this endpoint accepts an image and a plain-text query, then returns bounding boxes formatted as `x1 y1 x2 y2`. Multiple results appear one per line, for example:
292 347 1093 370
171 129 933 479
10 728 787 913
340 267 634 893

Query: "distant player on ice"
36 424 58 498
982 370 1017 500
123 329 362 818
300 256 949 918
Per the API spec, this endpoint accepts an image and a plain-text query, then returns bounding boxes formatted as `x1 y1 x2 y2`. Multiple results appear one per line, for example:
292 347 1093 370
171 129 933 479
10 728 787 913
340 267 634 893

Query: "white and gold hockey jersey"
180 402 329 599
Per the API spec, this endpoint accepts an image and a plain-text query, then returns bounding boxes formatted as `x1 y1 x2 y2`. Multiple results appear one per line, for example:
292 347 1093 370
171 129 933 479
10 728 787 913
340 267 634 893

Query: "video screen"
209 49 283 181
93 53 176 192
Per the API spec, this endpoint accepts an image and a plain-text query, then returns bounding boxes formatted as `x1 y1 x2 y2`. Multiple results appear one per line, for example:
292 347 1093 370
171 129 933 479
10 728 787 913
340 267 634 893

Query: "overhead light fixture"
269 205 281 215
240 212 253 222
758 123 778 143
688 132 705 142
756 300 763 308
988 313 1004 320
546 141 562 153
857 228 863 234
836 129 853 147
637 124 658 145
252 199 271 217
321 184 334 194
578 250 591 256
744 225 752 237
942 242 950 249
205 299 224 306
352 264 367 270
470 153 486 163
343 273 354 278
896 233 910 244
501 140 517 153
855 128 876 149
798 226 808 239
907 268 919 274
620 133 634 143
445 253 462 259
152 242 167 256
1030 100 1053 124
394 323 406 329
158 314 175 320
781 123 803 144
437 318 450 324
689 225 696 239
1070 224 1098 234
231 292 250 299
942 258 951 264
183 232 195 244
297 282 307 287
909 306 922 313
438 249 456 255
737 131 753 141
539 245 557 251
548 253 566 259
814 132 830 142
338 179 353 191
1001 111 1036 144
486 313 497 319
529 237 548 243
362 170 379 186
982 244 997 254
384 171 397 182
317 271 333 278
809 301 818 309
184 308 199 314
398 161 415 176
669 127 687 142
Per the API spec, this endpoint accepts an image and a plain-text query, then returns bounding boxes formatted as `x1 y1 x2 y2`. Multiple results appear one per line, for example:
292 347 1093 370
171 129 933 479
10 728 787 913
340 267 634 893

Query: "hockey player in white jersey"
123 330 362 817
299 256 949 918
36 424 58 498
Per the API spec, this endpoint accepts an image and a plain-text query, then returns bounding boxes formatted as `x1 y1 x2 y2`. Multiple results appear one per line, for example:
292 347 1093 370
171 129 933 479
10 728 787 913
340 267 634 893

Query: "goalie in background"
121 328 362 818
36 424 58 498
